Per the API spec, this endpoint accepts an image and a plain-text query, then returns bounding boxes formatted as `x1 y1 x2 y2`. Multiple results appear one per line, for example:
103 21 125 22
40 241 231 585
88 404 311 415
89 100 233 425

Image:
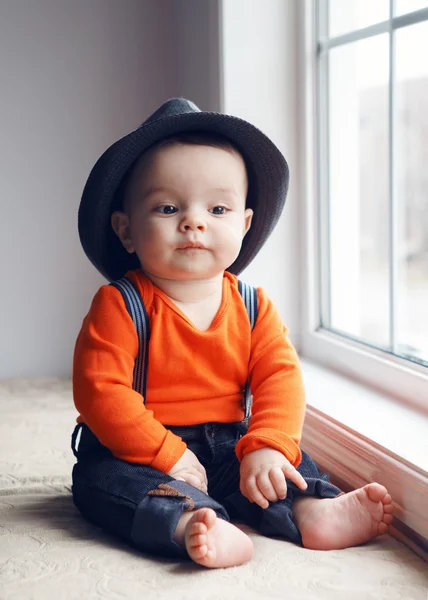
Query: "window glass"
395 0 428 16
395 21 428 364
329 0 389 37
327 35 390 347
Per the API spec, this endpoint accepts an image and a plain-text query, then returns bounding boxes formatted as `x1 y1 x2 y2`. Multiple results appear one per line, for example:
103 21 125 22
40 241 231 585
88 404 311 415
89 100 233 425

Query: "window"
299 1 428 412
317 1 428 368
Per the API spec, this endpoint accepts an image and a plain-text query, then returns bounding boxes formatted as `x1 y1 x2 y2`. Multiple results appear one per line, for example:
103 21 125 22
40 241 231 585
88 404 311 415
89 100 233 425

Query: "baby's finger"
191 471 208 493
190 462 208 489
186 475 208 494
176 472 199 487
269 467 287 500
256 472 277 503
282 464 307 491
174 471 207 493
245 476 269 509
196 463 207 480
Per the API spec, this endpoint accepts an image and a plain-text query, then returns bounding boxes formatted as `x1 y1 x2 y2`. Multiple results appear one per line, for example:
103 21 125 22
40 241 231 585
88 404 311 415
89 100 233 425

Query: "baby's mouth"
177 242 207 250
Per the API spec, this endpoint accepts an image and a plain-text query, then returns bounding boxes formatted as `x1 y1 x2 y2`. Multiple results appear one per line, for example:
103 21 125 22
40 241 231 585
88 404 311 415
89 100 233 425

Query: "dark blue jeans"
71 422 341 558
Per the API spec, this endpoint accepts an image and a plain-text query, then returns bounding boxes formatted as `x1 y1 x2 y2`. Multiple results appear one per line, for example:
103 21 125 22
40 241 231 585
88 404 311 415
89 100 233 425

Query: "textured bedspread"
1 379 427 600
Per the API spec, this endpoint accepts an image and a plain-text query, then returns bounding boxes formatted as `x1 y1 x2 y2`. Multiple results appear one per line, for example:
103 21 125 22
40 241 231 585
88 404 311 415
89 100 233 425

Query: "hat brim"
78 111 289 281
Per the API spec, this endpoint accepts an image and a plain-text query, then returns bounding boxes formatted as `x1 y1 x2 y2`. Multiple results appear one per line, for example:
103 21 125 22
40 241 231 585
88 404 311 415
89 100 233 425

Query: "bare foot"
293 483 393 550
174 508 253 568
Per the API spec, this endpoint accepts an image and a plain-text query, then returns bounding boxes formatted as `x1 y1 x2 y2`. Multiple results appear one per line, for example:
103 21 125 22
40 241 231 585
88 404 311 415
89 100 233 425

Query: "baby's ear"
111 211 135 253
243 208 253 236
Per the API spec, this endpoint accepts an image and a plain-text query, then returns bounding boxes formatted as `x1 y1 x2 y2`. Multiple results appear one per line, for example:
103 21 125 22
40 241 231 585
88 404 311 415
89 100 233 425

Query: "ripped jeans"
71 422 341 558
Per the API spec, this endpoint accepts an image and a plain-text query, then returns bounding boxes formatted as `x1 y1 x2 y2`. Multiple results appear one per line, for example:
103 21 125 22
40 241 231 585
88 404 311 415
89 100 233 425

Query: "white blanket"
1 379 427 600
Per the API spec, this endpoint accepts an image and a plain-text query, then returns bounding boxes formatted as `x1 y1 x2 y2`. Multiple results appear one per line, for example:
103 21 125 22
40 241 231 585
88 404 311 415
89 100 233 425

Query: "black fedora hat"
78 98 289 281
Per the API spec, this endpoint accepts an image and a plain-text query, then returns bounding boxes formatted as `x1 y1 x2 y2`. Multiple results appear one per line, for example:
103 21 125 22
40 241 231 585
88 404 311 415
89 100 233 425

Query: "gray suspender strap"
110 278 258 417
238 280 258 420
110 278 150 400
237 280 258 330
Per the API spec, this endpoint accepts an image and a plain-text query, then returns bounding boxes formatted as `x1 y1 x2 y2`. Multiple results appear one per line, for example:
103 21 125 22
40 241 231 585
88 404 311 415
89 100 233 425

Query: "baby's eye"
210 206 228 215
156 205 177 215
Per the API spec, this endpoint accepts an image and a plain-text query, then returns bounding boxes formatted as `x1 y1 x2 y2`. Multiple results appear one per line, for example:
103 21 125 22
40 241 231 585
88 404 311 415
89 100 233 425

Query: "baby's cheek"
219 227 245 252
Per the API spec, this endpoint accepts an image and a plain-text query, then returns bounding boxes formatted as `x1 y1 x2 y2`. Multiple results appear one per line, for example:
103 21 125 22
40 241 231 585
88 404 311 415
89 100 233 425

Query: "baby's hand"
167 448 208 494
240 447 307 509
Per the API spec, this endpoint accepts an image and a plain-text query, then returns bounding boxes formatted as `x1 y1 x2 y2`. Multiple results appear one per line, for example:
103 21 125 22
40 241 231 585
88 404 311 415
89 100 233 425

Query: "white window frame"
297 0 428 415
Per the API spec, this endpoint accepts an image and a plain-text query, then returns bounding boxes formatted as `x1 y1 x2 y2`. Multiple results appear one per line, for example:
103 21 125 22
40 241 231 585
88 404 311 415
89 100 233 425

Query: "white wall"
173 0 222 112
221 0 301 342
0 0 180 377
0 0 299 377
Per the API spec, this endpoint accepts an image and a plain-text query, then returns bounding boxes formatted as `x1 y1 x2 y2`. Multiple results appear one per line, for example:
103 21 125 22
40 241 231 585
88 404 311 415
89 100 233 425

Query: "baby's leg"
173 508 253 568
292 483 393 550
218 449 393 551
72 444 233 559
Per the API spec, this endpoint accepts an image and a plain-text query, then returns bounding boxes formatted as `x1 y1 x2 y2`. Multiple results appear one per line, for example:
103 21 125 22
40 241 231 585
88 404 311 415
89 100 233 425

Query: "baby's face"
113 143 253 281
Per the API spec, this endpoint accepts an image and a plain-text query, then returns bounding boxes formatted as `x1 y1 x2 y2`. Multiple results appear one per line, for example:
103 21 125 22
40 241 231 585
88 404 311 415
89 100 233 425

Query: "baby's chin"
142 257 236 281
141 264 227 282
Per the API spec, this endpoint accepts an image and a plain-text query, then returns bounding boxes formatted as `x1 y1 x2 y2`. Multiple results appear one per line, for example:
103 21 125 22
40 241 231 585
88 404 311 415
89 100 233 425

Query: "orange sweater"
73 270 306 473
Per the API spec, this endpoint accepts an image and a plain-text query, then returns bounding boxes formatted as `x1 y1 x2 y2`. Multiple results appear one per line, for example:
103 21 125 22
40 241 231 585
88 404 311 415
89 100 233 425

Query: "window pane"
327 35 390 347
395 0 428 16
395 21 428 364
329 0 389 37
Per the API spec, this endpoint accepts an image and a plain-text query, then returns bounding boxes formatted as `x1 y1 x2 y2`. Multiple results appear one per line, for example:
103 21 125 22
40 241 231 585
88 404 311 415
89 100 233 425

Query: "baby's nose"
183 222 205 231
180 211 207 231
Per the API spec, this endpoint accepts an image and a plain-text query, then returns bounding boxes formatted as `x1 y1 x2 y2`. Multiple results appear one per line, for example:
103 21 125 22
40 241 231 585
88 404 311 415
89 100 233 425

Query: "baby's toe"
367 483 388 503
378 522 389 535
189 522 207 536
201 508 217 528
192 544 208 559
188 533 206 548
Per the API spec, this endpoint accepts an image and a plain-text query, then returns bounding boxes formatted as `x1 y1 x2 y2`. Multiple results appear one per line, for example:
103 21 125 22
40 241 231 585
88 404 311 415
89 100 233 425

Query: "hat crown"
139 98 201 129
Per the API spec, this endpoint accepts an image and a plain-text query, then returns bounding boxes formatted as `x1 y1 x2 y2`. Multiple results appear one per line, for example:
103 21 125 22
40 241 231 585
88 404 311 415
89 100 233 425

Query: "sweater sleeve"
235 288 306 467
72 284 187 473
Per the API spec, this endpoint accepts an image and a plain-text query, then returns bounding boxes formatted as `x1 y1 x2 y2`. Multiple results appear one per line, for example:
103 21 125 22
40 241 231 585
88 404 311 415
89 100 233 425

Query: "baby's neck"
146 272 224 305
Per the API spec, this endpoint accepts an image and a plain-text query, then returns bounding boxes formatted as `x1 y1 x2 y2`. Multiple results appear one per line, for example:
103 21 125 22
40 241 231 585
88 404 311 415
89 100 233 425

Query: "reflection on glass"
395 21 428 364
395 0 428 16
327 35 390 347
329 0 388 37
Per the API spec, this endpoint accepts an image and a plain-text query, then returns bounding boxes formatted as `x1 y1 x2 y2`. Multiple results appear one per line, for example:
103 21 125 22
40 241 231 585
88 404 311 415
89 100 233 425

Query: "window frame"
297 0 428 414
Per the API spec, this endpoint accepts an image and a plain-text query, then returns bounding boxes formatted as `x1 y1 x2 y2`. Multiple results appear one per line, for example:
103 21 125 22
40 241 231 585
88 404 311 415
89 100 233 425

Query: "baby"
72 98 393 568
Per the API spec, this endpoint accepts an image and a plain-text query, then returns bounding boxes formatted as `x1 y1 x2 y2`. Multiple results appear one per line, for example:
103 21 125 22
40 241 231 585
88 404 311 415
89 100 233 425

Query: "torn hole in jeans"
147 483 195 511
